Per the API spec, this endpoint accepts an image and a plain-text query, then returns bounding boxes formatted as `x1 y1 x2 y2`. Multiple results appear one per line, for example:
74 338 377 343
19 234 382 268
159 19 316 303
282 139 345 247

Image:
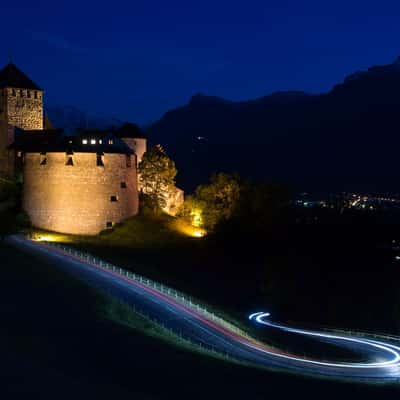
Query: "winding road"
6 235 400 382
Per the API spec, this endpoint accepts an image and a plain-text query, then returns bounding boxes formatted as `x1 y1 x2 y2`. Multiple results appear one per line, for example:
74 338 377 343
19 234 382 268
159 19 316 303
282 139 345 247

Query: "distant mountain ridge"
46 105 123 132
148 57 400 193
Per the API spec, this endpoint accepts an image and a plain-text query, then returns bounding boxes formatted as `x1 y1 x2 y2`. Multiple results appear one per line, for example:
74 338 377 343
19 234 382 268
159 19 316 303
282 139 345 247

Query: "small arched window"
19 89 23 97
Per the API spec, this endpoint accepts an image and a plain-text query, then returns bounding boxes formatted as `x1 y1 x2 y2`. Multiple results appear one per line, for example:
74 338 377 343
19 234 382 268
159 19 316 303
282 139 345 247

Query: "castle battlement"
13 127 141 235
0 61 182 234
0 62 148 235
23 151 138 235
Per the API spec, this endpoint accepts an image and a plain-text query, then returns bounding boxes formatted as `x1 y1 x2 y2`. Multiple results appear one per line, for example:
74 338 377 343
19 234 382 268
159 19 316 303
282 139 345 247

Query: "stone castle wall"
0 90 9 175
23 152 139 235
0 88 43 176
122 137 147 165
5 88 43 130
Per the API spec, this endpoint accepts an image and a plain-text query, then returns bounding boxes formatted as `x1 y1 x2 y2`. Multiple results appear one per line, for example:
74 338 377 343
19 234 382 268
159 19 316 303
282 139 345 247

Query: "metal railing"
40 240 254 343
30 238 400 369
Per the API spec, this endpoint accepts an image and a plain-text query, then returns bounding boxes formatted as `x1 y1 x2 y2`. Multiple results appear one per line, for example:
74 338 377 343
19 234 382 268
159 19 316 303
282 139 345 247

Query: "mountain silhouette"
46 105 123 132
148 57 400 193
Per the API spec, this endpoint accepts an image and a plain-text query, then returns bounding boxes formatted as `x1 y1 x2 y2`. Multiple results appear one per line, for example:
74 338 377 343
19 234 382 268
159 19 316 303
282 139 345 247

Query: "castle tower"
116 123 147 165
20 130 139 235
0 63 43 176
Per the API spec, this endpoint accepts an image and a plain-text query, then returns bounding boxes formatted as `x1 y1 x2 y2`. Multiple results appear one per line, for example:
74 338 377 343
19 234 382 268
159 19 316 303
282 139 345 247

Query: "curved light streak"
248 311 400 370
12 235 400 379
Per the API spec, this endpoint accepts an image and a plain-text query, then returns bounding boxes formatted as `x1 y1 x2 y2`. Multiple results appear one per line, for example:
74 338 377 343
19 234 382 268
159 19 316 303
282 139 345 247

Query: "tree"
138 146 177 211
192 173 241 230
220 182 291 237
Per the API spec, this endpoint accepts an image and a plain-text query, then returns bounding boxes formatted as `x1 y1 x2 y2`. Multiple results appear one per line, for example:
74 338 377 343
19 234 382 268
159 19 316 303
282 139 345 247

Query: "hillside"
148 57 400 193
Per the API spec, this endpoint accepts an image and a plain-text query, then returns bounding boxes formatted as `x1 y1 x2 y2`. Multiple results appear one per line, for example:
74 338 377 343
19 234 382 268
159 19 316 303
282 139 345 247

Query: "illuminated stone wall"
23 152 139 235
122 137 147 165
5 88 43 130
0 88 43 176
164 186 184 216
0 90 10 175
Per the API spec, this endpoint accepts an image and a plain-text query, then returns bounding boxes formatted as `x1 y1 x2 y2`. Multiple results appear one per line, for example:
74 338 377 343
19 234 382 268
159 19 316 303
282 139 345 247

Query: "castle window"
106 221 113 228
40 153 47 166
91 139 96 145
19 89 23 97
12 89 16 96
126 155 132 168
97 154 104 167
34 91 38 99
99 139 102 144
110 195 118 202
66 156 74 166
108 139 114 145
82 139 88 144
120 182 127 189
27 90 31 98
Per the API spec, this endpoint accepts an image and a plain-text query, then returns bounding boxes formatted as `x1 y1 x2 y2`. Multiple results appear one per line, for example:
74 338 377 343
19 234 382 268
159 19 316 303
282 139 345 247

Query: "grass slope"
1 242 400 399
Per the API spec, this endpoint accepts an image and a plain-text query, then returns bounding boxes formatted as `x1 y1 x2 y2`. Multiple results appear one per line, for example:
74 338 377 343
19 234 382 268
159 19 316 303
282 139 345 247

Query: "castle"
0 62 182 235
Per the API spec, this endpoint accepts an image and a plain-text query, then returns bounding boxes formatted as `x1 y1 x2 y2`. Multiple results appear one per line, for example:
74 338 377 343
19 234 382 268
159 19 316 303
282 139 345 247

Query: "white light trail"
248 312 400 371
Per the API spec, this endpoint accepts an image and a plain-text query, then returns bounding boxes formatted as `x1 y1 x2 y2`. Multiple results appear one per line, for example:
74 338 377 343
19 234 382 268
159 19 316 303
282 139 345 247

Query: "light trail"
8 235 400 380
248 312 400 370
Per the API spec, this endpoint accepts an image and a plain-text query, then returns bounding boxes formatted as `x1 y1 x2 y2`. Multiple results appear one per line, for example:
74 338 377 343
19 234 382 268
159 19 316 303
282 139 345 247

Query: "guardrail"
40 240 253 343
29 237 400 370
40 240 400 345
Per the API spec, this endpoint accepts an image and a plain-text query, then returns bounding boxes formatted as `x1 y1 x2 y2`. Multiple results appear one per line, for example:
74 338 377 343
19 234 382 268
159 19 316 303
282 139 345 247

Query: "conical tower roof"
0 62 42 90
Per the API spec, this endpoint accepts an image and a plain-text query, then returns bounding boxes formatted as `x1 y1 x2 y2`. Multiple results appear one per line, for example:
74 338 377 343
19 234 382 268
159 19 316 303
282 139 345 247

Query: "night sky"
2 0 400 124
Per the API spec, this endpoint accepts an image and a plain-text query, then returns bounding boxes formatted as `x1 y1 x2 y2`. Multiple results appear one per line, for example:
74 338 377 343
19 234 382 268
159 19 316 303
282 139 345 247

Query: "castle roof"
12 128 134 155
0 63 42 90
115 123 147 139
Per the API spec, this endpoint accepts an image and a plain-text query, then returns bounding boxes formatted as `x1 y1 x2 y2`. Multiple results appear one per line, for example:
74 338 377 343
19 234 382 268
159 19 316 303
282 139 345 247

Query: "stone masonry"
23 152 139 235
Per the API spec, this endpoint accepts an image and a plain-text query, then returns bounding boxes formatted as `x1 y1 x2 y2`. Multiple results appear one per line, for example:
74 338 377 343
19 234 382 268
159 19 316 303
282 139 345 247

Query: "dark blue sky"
1 0 400 124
